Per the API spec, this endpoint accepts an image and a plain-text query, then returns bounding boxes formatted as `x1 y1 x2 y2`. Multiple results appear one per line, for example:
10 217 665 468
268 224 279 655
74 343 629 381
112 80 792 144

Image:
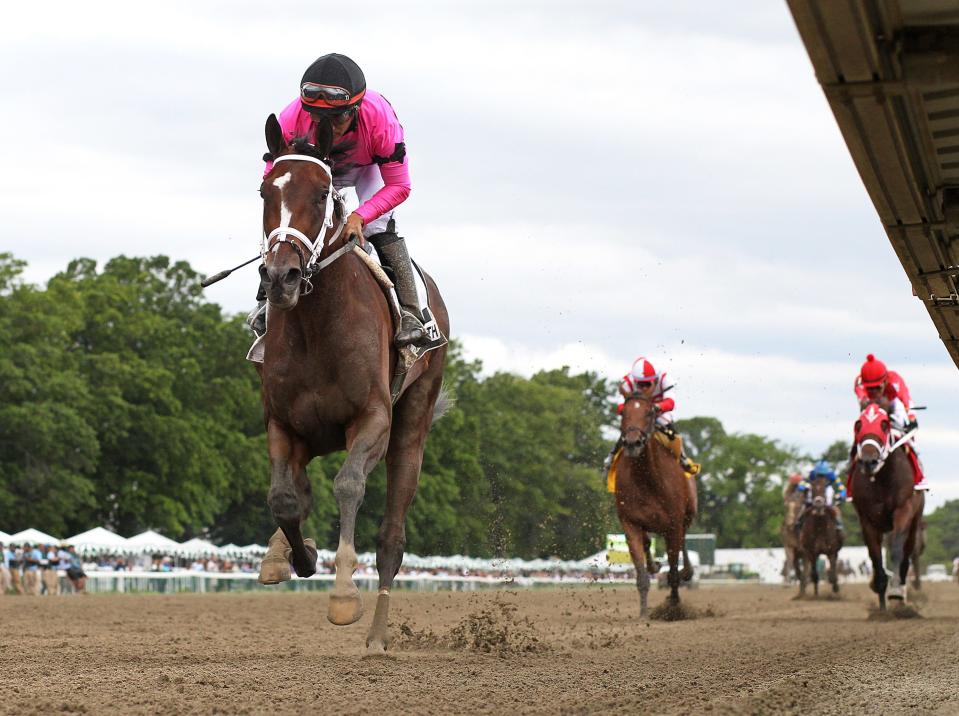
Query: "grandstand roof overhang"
788 0 959 368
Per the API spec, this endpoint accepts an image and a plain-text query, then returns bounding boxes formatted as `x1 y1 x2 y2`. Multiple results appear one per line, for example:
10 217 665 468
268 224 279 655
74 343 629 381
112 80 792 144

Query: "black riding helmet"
300 53 366 116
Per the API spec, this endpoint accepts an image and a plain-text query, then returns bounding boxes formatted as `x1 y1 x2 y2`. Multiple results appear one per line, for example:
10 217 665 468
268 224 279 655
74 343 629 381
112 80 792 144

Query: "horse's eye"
317 191 329 204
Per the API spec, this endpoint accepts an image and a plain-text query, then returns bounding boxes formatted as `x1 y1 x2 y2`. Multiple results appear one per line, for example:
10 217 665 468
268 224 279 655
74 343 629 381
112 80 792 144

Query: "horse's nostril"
283 268 301 286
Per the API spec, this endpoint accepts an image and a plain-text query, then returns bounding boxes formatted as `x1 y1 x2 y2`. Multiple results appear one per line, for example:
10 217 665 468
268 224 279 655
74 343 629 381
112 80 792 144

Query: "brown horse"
255 114 449 652
781 480 804 585
850 401 924 611
614 393 697 617
797 474 843 597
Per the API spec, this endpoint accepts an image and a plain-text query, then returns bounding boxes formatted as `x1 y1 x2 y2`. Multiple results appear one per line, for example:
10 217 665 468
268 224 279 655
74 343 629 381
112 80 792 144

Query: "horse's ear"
265 114 287 157
882 419 890 433
313 116 333 158
854 420 862 434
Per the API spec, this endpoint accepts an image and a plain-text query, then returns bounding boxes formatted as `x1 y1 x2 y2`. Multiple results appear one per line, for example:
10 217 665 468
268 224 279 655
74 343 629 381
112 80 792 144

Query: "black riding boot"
369 229 428 348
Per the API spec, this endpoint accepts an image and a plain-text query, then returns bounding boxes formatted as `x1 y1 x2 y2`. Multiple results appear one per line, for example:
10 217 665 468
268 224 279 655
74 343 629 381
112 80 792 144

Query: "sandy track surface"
1 582 957 714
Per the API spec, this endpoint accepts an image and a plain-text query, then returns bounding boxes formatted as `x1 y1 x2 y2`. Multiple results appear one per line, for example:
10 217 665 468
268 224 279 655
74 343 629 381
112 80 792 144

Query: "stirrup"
396 310 427 348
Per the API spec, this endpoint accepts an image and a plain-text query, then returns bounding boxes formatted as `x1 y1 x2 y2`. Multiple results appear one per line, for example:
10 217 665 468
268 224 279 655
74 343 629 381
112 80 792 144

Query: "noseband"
261 154 347 285
621 396 658 452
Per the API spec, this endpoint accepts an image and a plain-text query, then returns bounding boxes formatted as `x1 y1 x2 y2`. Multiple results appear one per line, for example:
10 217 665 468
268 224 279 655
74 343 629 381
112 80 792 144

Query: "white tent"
177 537 221 558
9 528 60 545
0 530 10 542
239 543 268 557
65 527 128 554
125 530 181 554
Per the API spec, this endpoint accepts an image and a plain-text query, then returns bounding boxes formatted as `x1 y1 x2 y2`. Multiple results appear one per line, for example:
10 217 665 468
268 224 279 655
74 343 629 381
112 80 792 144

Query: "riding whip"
200 256 261 287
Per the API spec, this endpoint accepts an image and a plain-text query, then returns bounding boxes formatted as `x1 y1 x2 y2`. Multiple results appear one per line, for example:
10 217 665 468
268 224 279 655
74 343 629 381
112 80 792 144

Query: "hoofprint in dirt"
1 584 957 715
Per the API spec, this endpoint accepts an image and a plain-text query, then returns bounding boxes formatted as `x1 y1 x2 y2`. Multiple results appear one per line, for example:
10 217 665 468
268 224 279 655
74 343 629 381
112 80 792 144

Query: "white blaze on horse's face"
272 172 293 237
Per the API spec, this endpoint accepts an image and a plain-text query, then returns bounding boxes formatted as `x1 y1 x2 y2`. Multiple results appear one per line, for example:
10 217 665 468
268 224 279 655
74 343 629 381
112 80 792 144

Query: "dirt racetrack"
2 582 957 715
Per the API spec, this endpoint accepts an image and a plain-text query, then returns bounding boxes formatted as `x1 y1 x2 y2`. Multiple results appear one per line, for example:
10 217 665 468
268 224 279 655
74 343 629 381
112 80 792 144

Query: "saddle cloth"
606 432 700 493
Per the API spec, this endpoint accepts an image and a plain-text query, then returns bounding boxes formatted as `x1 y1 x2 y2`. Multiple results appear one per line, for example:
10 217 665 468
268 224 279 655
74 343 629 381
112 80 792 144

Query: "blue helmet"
810 460 835 479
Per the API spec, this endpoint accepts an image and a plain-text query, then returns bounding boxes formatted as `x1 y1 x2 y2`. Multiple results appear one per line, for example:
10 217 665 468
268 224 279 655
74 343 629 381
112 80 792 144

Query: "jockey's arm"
888 398 909 431
354 159 411 227
656 373 676 413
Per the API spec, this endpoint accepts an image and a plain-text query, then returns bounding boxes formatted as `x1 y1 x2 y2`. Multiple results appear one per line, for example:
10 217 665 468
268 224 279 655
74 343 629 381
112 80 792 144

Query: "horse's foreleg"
861 520 887 610
263 422 315 581
829 552 840 594
811 556 820 597
622 522 650 618
329 408 390 627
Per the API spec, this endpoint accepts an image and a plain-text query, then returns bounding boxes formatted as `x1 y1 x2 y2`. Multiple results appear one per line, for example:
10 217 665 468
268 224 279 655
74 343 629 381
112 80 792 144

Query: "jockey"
251 53 428 348
854 354 928 490
604 357 695 474
796 460 845 535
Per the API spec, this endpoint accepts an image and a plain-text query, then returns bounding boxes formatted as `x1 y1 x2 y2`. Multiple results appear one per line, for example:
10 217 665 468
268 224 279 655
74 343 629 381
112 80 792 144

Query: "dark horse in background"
797 473 843 597
614 393 697 617
850 401 924 611
254 114 449 652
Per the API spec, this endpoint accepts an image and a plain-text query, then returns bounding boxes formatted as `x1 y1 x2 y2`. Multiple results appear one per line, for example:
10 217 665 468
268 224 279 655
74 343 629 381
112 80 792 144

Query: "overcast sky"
2 1 956 507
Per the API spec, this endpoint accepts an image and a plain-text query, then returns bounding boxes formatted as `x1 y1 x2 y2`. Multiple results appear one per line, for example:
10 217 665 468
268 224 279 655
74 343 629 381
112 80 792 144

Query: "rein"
261 153 347 278
856 427 917 476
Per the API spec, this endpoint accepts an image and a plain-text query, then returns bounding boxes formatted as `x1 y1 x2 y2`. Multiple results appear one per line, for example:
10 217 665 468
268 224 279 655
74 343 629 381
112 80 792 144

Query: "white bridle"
261 154 345 272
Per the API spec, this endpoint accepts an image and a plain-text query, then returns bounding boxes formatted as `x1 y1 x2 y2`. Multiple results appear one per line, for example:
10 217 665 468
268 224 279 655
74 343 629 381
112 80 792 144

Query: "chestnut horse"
781 482 804 585
255 114 449 652
614 394 697 617
850 401 924 611
797 473 843 597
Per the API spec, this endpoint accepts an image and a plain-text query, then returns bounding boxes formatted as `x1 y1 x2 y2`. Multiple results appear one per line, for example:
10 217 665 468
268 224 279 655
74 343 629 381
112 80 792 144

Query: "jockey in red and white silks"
619 356 676 428
854 354 913 430
853 353 927 491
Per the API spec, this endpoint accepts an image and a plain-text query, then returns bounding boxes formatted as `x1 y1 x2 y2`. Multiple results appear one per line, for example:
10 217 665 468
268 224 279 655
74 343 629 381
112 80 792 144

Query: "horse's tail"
431 384 454 427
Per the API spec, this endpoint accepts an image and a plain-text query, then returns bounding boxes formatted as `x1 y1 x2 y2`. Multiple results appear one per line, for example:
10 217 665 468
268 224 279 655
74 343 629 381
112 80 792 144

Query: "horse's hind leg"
366 379 438 653
889 502 917 603
329 407 391 626
665 531 683 605
829 552 840 594
622 522 650 618
680 544 694 583
264 423 316 581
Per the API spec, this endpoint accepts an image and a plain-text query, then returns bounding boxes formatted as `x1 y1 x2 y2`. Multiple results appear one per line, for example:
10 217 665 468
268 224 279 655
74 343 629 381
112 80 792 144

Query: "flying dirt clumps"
397 597 549 656
867 603 922 621
649 601 715 622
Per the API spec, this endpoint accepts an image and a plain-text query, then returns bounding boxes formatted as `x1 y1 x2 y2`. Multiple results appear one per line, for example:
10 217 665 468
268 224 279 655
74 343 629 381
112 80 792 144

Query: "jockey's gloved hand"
906 419 918 432
344 212 366 247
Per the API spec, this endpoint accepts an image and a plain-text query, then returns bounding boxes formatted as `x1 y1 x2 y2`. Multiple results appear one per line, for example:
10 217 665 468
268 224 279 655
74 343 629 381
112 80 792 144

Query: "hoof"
328 592 364 626
366 636 389 655
291 538 318 578
258 557 292 585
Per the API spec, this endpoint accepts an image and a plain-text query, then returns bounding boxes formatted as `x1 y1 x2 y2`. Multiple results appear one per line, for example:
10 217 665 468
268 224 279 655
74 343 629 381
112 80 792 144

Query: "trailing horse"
254 114 449 652
781 480 803 585
613 393 697 617
850 401 924 611
797 473 843 597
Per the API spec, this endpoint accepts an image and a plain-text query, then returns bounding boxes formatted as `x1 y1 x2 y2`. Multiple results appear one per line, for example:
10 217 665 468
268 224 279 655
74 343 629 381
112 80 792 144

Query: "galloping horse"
781 480 804 585
255 114 449 652
797 473 843 597
850 401 924 611
614 393 697 617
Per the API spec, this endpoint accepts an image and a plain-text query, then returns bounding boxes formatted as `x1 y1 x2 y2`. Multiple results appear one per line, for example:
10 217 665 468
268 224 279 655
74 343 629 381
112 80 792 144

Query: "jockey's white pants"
333 165 395 237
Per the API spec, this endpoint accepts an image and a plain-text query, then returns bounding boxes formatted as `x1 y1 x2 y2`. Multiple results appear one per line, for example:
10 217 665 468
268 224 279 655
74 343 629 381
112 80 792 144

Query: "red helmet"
788 473 803 485
859 354 888 389
629 356 659 383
